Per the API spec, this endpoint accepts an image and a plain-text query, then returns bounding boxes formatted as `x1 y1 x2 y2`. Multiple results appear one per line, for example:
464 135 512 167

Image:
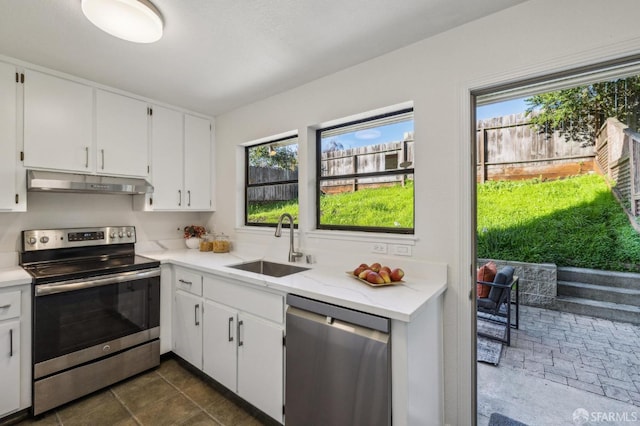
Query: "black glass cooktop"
21 241 160 284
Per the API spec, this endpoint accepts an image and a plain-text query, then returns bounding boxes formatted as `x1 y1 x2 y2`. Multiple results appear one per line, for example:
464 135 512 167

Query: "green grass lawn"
477 174 640 272
248 181 414 229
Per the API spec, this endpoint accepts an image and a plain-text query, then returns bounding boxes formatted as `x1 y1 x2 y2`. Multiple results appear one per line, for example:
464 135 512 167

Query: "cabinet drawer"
0 291 20 320
203 277 284 324
175 268 203 296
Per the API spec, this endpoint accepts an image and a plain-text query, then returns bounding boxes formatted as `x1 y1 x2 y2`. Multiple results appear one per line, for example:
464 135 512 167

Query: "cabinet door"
0 321 20 416
0 62 17 210
23 70 94 172
184 114 211 210
237 313 283 422
173 290 202 368
96 90 149 177
150 106 184 210
203 300 237 391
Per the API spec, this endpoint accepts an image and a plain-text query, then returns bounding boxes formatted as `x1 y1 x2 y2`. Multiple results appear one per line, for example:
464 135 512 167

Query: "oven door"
33 268 160 379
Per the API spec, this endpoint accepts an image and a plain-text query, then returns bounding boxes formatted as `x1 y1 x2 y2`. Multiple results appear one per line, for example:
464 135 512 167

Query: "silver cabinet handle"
187 190 191 207
178 190 182 207
178 279 192 286
101 149 105 170
9 328 13 357
228 317 234 342
85 147 89 168
237 320 244 347
194 304 200 326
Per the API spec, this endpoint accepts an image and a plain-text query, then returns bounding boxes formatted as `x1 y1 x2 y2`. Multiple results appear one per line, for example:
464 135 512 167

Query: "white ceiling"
0 0 526 116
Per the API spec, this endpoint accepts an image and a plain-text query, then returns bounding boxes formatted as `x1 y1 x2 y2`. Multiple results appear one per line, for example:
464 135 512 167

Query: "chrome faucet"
275 213 303 262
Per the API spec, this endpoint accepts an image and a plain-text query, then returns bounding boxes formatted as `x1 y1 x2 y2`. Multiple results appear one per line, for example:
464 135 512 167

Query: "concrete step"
557 267 640 290
558 280 640 307
552 296 640 325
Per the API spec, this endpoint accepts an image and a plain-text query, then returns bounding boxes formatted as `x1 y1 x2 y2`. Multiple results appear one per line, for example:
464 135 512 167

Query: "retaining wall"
478 259 557 307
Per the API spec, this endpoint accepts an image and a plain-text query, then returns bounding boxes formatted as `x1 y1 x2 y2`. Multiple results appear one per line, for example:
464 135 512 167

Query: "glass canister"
199 233 213 252
212 233 230 253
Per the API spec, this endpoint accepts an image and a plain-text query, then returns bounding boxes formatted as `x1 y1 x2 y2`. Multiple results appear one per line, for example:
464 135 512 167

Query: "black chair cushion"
487 266 515 303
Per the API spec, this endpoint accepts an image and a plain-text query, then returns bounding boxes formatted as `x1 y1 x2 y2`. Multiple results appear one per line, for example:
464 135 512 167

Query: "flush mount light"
81 0 163 43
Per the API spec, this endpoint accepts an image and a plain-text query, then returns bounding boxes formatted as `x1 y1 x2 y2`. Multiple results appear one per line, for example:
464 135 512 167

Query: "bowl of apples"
347 262 405 287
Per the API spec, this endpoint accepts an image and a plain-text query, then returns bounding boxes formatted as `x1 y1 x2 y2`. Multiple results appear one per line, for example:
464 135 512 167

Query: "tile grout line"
155 369 225 426
110 387 143 425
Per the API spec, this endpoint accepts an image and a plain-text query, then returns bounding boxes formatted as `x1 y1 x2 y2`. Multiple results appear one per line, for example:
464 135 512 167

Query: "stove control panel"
22 226 136 251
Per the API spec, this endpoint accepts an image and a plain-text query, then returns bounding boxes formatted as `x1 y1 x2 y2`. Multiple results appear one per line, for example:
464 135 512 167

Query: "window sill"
305 229 417 245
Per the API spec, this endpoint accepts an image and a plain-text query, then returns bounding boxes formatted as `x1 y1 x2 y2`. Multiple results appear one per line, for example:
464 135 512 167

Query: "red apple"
353 266 367 276
390 268 405 282
380 266 391 274
358 263 369 269
366 271 384 284
358 269 371 280
379 270 392 283
370 262 382 273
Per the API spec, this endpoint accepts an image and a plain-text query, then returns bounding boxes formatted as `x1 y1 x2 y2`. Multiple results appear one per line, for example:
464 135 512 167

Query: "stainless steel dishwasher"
285 294 391 426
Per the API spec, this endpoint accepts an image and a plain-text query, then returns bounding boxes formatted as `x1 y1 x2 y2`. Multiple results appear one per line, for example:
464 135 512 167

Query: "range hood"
27 170 153 195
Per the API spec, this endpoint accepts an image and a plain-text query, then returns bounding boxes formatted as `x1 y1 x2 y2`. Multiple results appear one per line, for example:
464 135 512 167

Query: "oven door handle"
35 269 161 296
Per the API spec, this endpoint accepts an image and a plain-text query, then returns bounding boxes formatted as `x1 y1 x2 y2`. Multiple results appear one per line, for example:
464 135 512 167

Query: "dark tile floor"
16 358 269 426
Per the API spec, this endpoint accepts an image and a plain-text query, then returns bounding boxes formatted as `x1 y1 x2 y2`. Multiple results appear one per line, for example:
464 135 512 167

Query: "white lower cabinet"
0 286 29 418
173 290 203 369
236 312 284 422
0 320 20 416
170 267 284 423
202 300 237 391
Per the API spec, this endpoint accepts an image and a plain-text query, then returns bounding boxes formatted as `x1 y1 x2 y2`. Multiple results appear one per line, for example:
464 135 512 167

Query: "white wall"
0 192 211 255
212 0 640 423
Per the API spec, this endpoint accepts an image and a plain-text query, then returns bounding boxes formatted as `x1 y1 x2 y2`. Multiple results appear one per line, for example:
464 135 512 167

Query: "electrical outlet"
390 244 412 256
372 243 388 254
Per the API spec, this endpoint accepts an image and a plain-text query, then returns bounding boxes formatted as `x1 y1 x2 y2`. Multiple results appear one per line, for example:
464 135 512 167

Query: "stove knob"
27 237 37 245
109 232 116 239
118 231 124 238
126 231 132 238
40 236 49 244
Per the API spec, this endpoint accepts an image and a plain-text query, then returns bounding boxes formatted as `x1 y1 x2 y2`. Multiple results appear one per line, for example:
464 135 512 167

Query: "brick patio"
500 305 640 406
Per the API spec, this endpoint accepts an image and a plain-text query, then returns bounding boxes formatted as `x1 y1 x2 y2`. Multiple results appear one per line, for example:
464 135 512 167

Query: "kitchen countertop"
142 248 447 322
0 266 33 289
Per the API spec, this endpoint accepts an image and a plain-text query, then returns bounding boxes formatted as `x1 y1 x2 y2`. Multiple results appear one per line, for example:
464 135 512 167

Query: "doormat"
477 319 506 365
488 412 528 426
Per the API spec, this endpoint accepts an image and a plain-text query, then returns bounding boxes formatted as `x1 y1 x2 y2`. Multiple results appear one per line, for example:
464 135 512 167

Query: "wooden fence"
320 137 414 194
248 137 415 201
595 117 640 216
477 113 596 182
248 166 298 202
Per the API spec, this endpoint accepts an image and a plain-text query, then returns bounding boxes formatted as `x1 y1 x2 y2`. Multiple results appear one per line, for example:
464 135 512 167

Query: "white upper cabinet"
148 111 212 211
184 114 212 210
150 106 184 209
96 90 149 177
0 62 19 210
23 70 94 173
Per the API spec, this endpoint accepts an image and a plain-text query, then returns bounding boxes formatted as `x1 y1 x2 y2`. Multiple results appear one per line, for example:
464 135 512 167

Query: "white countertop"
0 266 32 289
142 248 447 322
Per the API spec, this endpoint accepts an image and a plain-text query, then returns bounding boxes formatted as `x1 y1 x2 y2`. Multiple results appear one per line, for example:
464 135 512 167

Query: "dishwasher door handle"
286 306 389 343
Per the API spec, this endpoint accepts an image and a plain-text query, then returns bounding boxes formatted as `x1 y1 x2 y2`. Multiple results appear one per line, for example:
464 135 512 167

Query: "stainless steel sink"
227 260 309 277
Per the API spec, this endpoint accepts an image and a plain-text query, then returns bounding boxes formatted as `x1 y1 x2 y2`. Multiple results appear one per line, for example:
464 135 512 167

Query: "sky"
320 97 530 150
321 121 414 151
476 97 529 120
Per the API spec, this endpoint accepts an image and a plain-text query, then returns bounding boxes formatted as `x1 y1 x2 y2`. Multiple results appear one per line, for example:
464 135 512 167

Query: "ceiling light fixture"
81 0 163 44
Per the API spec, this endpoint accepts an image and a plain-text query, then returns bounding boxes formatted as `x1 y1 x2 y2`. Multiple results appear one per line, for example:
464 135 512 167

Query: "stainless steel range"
20 226 161 415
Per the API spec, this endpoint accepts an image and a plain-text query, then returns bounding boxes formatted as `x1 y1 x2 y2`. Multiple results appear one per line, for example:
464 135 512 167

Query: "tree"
248 144 298 171
525 76 640 144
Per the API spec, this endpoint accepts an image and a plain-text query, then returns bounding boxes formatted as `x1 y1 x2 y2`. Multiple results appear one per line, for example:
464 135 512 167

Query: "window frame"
244 135 299 228
315 108 415 234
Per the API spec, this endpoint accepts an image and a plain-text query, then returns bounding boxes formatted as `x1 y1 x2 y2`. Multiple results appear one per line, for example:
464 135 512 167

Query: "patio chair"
477 265 519 346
